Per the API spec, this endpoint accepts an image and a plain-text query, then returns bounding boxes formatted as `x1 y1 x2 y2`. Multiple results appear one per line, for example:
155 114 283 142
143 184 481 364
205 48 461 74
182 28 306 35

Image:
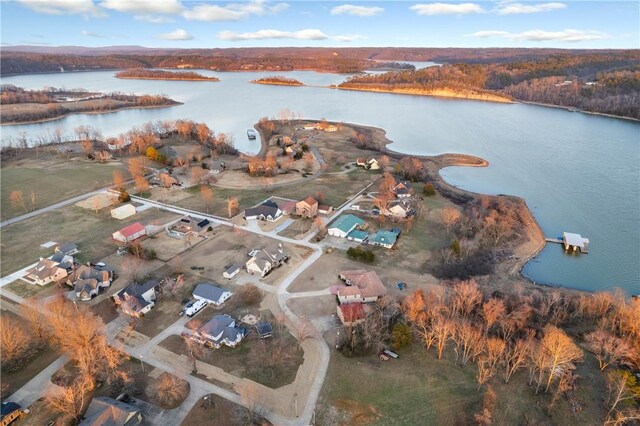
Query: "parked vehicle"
1 402 27 426
185 299 208 317
179 300 194 316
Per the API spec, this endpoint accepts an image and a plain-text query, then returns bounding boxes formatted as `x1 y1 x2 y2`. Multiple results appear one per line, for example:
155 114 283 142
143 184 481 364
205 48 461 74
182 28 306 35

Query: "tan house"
337 270 387 304
24 259 68 286
245 244 289 278
296 196 319 218
337 303 366 326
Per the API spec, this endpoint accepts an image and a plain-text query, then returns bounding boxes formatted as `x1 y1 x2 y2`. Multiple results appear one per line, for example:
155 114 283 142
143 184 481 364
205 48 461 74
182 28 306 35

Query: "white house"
112 280 159 316
327 214 365 238
111 204 136 220
244 200 282 222
196 315 246 349
245 244 288 278
223 264 240 279
192 283 232 306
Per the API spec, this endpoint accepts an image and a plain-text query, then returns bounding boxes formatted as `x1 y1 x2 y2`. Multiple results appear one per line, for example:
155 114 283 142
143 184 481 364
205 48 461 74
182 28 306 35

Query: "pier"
545 232 589 253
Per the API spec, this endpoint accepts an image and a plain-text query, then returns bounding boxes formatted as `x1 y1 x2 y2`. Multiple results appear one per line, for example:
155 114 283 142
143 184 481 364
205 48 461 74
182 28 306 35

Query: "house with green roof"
328 214 365 238
368 229 399 249
347 230 369 243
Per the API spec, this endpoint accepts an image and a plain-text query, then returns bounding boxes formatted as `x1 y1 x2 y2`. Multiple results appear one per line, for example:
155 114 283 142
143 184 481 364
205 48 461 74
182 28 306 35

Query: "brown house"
296 196 319 218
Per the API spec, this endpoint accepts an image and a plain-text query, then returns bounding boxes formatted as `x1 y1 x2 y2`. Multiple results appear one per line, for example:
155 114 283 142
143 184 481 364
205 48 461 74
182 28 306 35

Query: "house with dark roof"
296 196 318 218
195 314 246 349
223 264 240 279
112 280 160 316
192 283 232 306
337 270 387 304
384 200 413 219
55 242 79 256
245 244 288 277
49 252 75 272
255 321 273 339
244 200 282 222
166 216 210 239
392 179 413 199
69 263 114 301
80 396 142 426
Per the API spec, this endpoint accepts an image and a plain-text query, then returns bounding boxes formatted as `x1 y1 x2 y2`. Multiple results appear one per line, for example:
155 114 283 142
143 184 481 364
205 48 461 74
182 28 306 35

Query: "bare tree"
452 320 484 366
149 372 190 408
441 207 462 234
450 279 482 319
605 371 640 425
199 186 214 213
482 298 506 335
584 329 637 371
227 197 239 218
134 175 150 193
502 331 534 383
474 385 496 426
46 375 94 421
21 300 49 341
0 315 33 367
94 150 113 163
540 325 583 393
9 190 28 213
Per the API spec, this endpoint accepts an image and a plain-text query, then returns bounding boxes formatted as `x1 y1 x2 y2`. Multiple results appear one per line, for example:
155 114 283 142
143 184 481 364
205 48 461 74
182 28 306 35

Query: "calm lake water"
1 69 638 295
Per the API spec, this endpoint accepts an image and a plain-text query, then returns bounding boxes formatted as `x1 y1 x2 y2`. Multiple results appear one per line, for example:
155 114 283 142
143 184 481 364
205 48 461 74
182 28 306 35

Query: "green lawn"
1 155 131 219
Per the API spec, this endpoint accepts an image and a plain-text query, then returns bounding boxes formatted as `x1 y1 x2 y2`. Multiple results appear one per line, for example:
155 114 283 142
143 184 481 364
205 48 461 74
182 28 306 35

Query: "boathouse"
563 232 589 253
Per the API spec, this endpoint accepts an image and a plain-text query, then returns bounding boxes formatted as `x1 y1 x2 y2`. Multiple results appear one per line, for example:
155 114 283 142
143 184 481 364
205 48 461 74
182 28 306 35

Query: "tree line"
115 69 219 81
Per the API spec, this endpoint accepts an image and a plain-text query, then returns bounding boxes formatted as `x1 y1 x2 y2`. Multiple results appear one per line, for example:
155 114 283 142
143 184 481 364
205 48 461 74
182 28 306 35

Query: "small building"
337 270 387 304
112 222 146 244
166 216 210 239
303 123 317 130
196 314 246 349
24 258 68 286
337 303 366 326
392 179 413 199
223 264 240 279
112 280 160 317
280 200 297 215
245 244 288 278
193 283 232 306
328 214 365 238
296 196 319 218
55 242 79 256
244 200 283 222
318 204 333 215
347 230 369 243
366 158 380 170
563 232 589 253
80 396 142 426
111 204 136 220
255 321 273 339
324 125 338 132
368 229 398 249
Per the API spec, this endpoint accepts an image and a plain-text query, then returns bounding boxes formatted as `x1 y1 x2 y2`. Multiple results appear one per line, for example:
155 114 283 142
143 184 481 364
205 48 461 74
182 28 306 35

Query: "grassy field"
317 343 608 426
0 344 60 399
0 206 178 275
0 154 131 219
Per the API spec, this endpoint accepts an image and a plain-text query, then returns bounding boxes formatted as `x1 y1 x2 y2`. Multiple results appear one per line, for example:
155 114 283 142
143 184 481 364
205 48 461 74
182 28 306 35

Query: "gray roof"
120 280 159 298
56 242 78 254
80 397 141 426
224 264 239 273
245 201 280 218
193 283 229 303
199 314 235 337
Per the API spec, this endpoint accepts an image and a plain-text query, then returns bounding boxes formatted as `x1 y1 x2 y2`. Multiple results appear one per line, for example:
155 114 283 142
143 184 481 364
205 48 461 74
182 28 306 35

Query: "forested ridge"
339 52 640 119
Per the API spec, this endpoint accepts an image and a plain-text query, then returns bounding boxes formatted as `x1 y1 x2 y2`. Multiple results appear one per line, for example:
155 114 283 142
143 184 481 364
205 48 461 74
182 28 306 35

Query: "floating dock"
545 232 589 253
247 129 257 140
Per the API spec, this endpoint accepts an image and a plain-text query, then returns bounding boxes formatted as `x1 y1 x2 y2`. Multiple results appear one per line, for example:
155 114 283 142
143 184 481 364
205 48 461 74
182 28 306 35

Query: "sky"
1 0 638 49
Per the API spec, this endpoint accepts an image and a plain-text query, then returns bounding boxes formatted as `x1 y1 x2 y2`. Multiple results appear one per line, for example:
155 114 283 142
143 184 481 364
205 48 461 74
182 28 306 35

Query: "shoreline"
335 86 513 104
115 76 219 82
250 81 304 87
0 102 182 126
516 100 640 123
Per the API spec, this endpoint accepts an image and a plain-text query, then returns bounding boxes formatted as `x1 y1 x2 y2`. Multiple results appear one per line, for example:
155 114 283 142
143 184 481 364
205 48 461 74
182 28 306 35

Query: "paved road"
0 262 36 288
7 356 68 407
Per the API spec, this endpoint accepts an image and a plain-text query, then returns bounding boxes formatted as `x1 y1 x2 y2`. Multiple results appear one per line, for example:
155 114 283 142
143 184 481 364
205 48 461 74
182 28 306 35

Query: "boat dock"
545 232 589 253
247 129 257 140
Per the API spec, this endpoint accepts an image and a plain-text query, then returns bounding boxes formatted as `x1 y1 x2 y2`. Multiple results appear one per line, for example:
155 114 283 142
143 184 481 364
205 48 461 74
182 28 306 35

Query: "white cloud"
333 34 367 42
18 0 106 17
219 29 329 41
156 28 194 40
134 14 174 23
81 30 105 37
497 2 566 15
182 1 289 21
468 29 608 42
331 4 384 16
410 3 484 15
99 0 182 14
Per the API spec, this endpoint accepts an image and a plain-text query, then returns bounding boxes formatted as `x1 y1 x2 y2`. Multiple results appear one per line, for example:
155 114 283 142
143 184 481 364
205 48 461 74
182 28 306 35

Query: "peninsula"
0 85 181 125
250 76 304 86
114 69 220 81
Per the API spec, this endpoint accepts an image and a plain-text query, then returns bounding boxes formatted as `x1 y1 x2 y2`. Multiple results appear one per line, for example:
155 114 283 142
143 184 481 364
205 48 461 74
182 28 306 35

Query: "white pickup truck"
184 299 208 317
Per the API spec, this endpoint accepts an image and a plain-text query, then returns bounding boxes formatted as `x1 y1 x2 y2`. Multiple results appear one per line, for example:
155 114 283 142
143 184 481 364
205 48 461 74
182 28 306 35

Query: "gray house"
192 283 232 306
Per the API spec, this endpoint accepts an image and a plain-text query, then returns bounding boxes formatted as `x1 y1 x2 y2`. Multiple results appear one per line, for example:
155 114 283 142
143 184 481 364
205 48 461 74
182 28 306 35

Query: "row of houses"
244 197 333 222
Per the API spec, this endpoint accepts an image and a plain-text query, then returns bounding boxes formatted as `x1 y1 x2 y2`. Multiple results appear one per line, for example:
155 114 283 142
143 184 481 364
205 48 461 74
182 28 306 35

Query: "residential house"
296 196 318 218
384 200 412 219
49 252 75 272
192 283 232 306
55 242 79 256
195 314 246 349
166 216 210 239
325 124 338 132
356 158 380 170
318 204 333 215
112 222 146 244
327 214 365 238
245 244 288 277
112 280 160 316
356 158 367 167
303 123 317 130
24 258 68 286
244 200 283 222
111 204 136 220
70 263 114 301
346 230 368 243
223 264 240 279
80 396 142 426
392 179 413 199
337 270 387 304
280 200 297 215
337 303 366 326
368 229 399 249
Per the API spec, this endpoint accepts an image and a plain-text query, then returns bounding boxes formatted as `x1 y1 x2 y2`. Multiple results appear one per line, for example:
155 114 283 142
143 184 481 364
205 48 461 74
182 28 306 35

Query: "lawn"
0 206 179 275
0 345 60 399
0 154 131 219
317 343 608 426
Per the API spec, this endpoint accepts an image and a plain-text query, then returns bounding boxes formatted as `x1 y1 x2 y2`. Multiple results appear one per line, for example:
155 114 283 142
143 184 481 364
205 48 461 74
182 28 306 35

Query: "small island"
0 85 181 125
250 76 304 86
114 69 220 82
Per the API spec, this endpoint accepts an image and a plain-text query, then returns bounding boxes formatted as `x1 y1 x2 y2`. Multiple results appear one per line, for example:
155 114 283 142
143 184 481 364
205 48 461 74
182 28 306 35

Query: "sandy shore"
1 102 182 126
116 76 219 82
336 86 513 104
251 81 304 87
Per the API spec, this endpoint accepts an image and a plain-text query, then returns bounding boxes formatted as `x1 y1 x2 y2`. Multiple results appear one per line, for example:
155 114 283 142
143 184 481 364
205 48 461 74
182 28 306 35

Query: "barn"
110 204 136 220
112 222 146 243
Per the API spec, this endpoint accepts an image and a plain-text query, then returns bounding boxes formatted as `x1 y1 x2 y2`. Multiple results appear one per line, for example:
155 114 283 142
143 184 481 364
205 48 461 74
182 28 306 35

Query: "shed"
111 203 136 220
112 222 146 243
255 321 273 338
223 264 240 279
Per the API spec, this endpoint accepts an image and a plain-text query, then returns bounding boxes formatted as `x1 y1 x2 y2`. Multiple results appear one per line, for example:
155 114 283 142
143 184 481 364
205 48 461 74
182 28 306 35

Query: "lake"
1 69 638 295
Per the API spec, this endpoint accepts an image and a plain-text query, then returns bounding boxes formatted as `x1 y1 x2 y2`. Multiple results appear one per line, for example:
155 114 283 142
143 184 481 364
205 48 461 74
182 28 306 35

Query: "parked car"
179 300 194 316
